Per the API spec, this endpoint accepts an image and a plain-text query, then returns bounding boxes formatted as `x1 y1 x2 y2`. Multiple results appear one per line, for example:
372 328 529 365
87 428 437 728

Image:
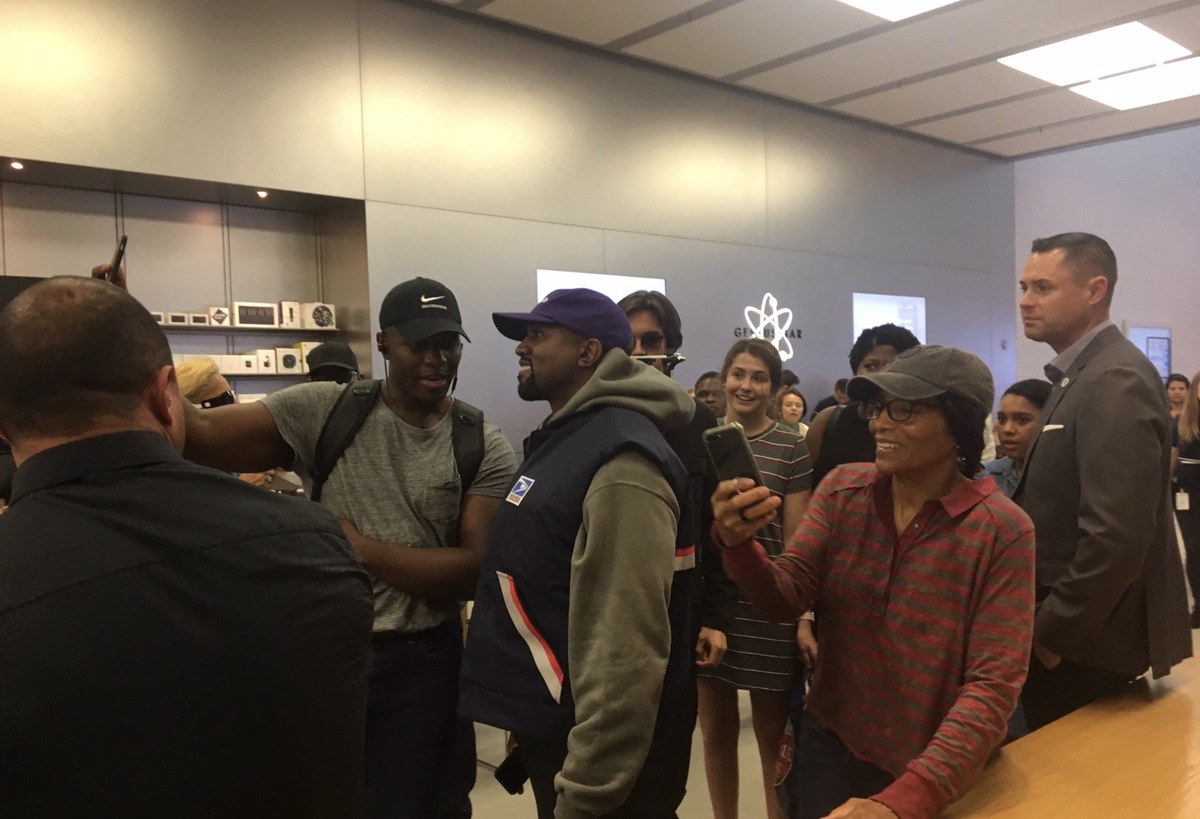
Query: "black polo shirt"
0 431 373 818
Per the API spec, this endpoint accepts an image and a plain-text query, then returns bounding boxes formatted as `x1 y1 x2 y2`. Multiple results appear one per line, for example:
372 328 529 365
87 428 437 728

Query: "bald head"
0 277 172 445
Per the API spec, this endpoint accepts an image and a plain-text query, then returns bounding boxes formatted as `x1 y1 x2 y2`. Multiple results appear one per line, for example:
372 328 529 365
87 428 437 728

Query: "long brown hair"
1179 370 1200 445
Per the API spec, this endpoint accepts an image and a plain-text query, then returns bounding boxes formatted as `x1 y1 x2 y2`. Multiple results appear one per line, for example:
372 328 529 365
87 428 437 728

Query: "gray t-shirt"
261 382 518 634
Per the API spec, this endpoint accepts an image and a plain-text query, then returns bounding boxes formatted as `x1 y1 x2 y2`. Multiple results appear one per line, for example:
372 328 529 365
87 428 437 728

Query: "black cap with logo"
378 277 470 343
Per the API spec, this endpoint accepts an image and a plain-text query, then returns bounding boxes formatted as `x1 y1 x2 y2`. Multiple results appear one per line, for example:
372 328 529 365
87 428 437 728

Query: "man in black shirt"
0 277 374 817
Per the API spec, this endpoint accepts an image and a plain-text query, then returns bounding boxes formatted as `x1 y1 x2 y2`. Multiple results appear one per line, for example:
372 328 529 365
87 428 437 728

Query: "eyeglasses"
859 397 933 423
200 390 236 409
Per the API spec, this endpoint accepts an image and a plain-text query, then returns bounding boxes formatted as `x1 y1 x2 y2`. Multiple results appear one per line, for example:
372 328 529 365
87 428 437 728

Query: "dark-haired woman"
711 345 1034 819
698 338 812 819
982 379 1052 498
1171 371 1200 628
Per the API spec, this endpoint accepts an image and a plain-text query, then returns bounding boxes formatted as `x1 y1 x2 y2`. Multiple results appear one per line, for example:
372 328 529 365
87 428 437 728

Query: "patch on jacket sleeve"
506 476 535 506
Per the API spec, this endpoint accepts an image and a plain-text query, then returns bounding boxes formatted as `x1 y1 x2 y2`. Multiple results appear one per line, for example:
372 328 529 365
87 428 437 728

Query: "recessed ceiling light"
834 0 965 23
998 22 1191 87
256 190 269 199
9 161 24 170
1072 56 1200 111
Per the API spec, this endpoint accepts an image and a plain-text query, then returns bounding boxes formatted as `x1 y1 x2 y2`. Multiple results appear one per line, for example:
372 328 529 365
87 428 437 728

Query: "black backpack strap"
449 398 485 498
310 380 381 503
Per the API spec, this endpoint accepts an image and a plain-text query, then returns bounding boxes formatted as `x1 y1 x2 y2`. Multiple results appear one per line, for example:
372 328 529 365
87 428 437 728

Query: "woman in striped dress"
698 338 812 819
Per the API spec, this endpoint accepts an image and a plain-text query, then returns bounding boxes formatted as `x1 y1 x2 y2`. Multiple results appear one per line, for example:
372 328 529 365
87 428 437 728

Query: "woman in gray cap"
710 345 1036 819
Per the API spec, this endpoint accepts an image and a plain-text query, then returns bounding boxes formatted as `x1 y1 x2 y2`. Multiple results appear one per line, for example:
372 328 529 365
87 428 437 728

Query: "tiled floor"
471 689 768 818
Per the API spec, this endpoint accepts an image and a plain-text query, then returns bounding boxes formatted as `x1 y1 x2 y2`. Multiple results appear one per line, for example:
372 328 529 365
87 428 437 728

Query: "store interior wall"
2 0 1024 445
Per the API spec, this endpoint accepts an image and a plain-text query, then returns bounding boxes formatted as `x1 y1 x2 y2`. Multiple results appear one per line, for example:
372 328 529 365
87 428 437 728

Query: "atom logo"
745 292 794 362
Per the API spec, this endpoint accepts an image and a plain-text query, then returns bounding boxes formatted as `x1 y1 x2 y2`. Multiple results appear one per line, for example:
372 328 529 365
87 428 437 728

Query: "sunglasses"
632 332 666 349
200 390 236 409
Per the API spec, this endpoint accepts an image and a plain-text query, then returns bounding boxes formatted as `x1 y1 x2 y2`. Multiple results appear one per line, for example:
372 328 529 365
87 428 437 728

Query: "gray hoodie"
542 349 694 819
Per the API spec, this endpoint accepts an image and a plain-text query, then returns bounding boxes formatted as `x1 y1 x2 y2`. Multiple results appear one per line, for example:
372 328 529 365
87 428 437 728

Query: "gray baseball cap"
847 344 994 411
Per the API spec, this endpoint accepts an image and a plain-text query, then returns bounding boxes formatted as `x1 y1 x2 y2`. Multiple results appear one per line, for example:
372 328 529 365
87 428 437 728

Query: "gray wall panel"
0 0 364 198
360 0 769 248
764 102 1011 275
228 207 320 304
1 184 115 278
120 196 225 314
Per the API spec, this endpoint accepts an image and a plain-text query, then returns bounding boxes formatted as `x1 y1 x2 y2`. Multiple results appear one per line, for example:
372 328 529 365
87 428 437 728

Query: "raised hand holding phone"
91 235 128 289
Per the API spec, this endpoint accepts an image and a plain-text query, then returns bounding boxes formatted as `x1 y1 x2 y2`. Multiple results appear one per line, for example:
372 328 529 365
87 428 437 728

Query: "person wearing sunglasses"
616 289 740 816
175 357 271 488
710 345 1035 819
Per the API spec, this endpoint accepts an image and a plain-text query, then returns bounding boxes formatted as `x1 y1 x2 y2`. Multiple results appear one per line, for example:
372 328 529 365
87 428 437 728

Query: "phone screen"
703 423 764 486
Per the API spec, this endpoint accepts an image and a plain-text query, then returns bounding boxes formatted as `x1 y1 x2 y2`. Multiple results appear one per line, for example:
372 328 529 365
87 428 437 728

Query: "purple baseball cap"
493 289 633 352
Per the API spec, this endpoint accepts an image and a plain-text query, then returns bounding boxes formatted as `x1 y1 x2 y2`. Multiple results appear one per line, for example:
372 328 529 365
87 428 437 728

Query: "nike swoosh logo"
420 295 445 303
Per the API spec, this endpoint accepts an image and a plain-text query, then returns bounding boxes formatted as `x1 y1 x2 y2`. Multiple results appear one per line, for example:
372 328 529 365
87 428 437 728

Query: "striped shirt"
702 422 812 691
721 463 1035 819
749 422 812 558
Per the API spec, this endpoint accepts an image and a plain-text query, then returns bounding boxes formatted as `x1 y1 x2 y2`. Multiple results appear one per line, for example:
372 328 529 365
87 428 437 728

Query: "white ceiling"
430 0 1200 157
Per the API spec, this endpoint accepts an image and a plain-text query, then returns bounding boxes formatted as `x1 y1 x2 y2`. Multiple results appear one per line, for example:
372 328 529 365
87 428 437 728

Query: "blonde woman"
175 357 272 487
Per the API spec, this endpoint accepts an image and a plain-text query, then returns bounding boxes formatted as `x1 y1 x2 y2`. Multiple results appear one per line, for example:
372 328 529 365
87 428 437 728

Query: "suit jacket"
1015 324 1192 678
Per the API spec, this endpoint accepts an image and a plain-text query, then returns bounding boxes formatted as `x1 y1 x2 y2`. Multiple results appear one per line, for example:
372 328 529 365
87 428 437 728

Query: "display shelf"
158 324 340 334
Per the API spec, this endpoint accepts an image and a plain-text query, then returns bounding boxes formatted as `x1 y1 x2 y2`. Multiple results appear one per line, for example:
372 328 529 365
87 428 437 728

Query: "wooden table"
943 657 1200 817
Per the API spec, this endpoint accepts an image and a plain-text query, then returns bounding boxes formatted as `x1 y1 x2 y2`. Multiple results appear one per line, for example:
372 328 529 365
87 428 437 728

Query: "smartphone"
702 422 764 486
493 747 528 795
107 234 127 283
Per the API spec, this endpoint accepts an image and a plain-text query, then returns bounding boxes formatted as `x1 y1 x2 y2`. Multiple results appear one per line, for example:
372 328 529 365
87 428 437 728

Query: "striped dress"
701 421 812 691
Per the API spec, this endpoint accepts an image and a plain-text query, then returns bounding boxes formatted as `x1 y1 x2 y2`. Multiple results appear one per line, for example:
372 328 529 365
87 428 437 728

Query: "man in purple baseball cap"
461 287 698 818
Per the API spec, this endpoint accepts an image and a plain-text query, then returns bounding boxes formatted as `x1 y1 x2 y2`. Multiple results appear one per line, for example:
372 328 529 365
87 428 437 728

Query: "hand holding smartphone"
107 235 127 283
702 422 764 487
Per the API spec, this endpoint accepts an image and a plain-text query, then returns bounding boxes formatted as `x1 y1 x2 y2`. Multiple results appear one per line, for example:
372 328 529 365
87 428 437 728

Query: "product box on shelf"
276 348 304 374
278 301 301 329
256 349 278 374
300 302 336 330
232 302 279 328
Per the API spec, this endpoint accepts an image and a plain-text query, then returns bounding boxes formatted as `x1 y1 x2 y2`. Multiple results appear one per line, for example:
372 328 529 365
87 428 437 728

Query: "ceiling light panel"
834 0 965 23
998 22 1191 86
1071 56 1200 110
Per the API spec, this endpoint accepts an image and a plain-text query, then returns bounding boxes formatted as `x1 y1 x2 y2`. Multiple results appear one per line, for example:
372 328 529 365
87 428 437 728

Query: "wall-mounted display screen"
537 269 666 303
1127 325 1172 380
853 292 927 344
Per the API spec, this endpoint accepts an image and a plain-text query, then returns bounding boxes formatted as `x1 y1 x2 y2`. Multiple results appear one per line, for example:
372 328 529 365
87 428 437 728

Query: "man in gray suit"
1015 231 1192 730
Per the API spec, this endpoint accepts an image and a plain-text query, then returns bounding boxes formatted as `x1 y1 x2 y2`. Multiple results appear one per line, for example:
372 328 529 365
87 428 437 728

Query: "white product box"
276 347 304 375
300 302 336 329
256 348 277 374
232 302 279 328
237 354 259 374
150 311 166 324
208 306 231 327
218 355 241 375
188 313 210 326
165 312 189 326
278 301 301 329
